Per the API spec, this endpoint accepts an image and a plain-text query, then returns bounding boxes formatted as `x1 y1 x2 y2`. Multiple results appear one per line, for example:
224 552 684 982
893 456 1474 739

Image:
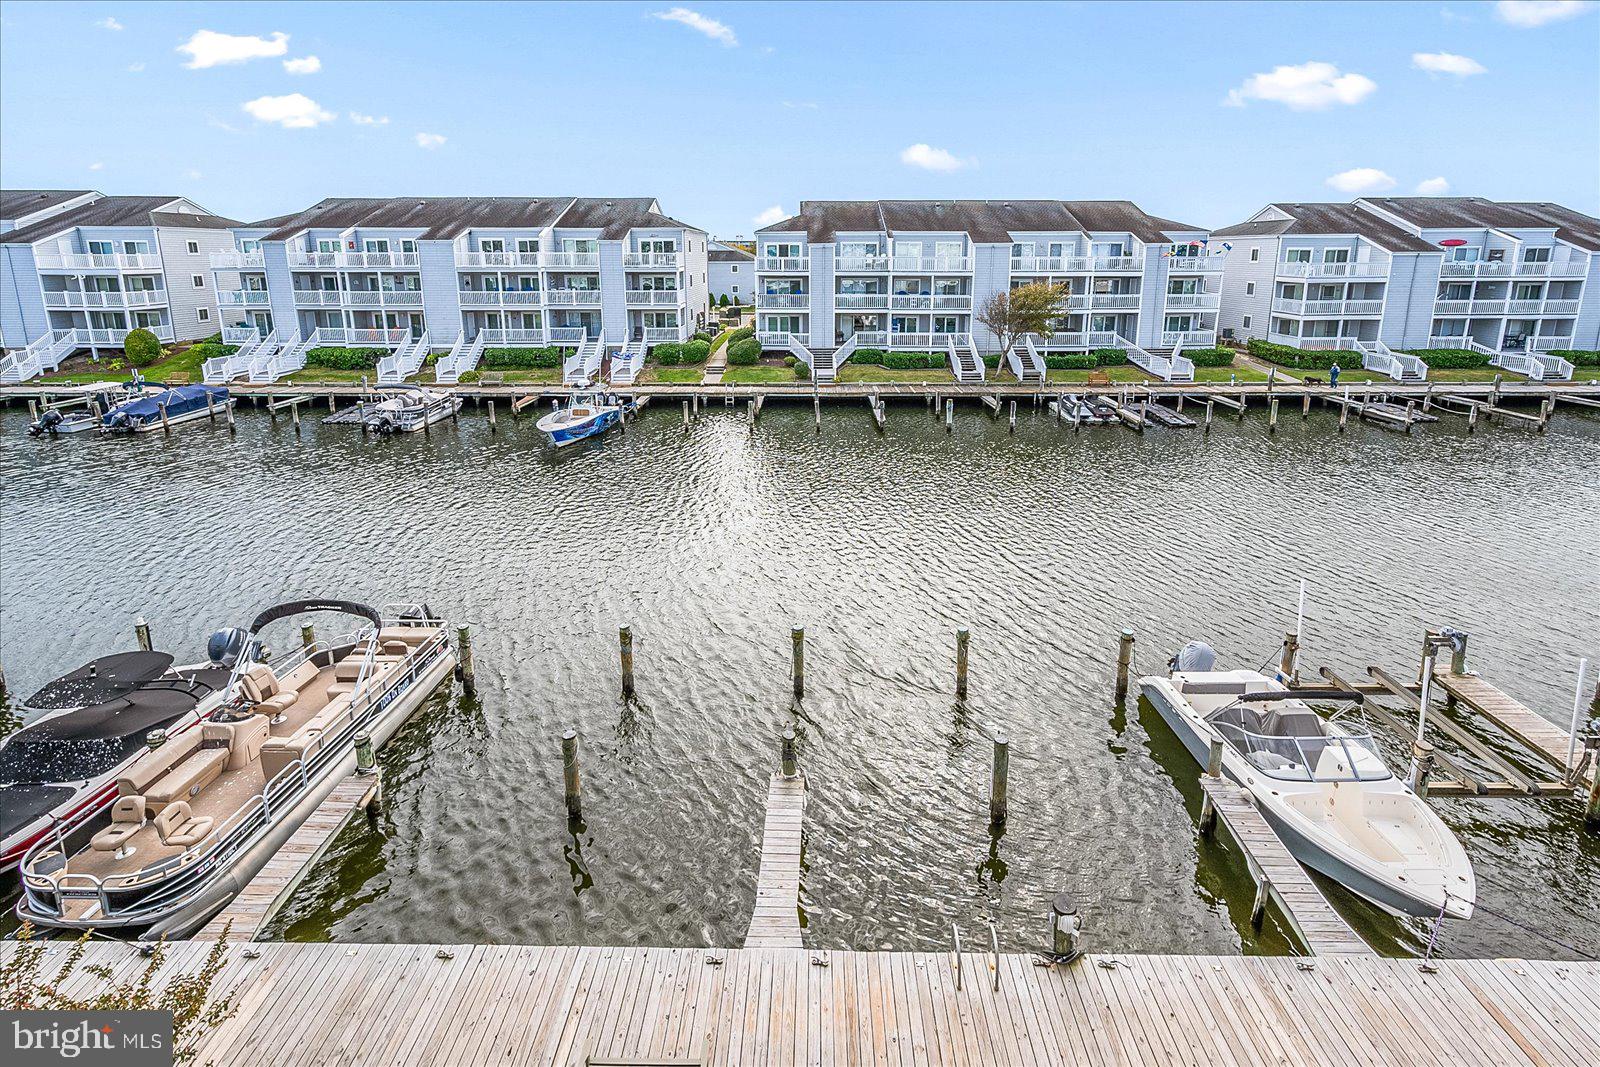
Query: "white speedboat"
15 599 457 940
535 391 634 447
1142 650 1475 920
358 385 461 433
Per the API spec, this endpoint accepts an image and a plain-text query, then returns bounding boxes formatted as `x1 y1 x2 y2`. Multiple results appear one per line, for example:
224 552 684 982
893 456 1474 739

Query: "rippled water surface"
2 396 1597 959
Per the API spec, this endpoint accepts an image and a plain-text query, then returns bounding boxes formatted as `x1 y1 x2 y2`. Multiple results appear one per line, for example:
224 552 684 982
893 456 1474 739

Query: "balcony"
757 256 810 272
1090 294 1141 309
1034 330 1119 349
757 293 809 309
1439 259 1586 279
292 290 343 307
1516 259 1586 278
544 289 603 305
835 254 889 271
1541 299 1580 315
1272 298 1382 317
1276 261 1388 279
1163 293 1220 310
1165 256 1224 273
218 290 272 307
889 255 971 273
642 325 688 342
624 252 683 269
543 252 601 269
1162 329 1217 347
35 252 162 271
1092 256 1144 272
288 250 421 269
67 324 176 344
547 326 588 343
42 289 168 308
479 328 549 346
343 290 424 306
456 250 543 269
317 327 413 346
459 290 546 306
624 290 683 306
1061 294 1090 310
835 293 888 309
1011 256 1087 273
221 326 261 344
1529 335 1576 351
757 330 801 347
1268 332 1361 350
210 251 265 269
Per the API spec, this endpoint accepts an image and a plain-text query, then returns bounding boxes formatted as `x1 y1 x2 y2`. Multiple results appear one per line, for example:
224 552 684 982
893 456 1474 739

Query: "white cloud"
242 93 335 129
415 132 447 149
651 8 737 46
97 16 123 31
753 205 788 226
1224 61 1377 110
781 100 818 110
1495 1 1593 26
900 143 972 171
207 116 240 133
178 29 289 69
88 161 105 171
184 169 203 180
1412 51 1486 76
127 62 145 72
350 112 389 126
283 55 321 75
1326 167 1397 194
1416 176 1451 195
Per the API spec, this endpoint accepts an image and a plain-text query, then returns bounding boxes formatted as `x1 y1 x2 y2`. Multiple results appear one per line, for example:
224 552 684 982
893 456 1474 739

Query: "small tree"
123 327 162 367
718 293 730 307
976 283 1066 365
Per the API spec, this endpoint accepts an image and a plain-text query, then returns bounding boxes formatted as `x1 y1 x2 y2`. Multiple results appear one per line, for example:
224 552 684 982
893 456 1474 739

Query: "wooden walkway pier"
1198 776 1377 957
197 774 376 942
744 772 807 949
1435 669 1596 789
21 940 1597 1066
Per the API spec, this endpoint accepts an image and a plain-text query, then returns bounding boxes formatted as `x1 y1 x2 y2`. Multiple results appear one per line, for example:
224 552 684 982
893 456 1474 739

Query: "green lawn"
836 365 956 383
282 367 376 384
1193 366 1269 383
722 365 799 384
39 344 211 385
641 366 704 384
1043 367 1152 383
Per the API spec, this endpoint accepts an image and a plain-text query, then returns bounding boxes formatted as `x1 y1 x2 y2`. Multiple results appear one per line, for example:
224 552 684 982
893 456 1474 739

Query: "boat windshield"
1212 723 1392 782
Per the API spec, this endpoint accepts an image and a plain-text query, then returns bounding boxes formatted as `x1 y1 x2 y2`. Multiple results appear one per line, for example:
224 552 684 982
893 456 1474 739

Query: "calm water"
1 396 1597 960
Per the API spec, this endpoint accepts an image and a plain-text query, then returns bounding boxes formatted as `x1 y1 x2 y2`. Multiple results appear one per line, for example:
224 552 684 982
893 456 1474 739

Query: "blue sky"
2 1 1596 237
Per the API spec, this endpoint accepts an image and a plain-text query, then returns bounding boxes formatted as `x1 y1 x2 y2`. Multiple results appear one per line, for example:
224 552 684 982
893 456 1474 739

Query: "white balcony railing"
218 289 271 307
642 325 687 342
758 293 809 308
1529 335 1576 351
1161 329 1217 347
1540 299 1580 316
35 252 163 271
456 250 544 269
836 255 890 271
42 289 167 308
1165 256 1224 273
1277 261 1389 279
1272 298 1383 317
624 290 683 306
889 255 971 273
479 328 548 346
1163 293 1220 309
933 294 972 309
623 252 682 268
835 293 888 309
221 325 261 344
757 331 802 347
1268 332 1362 350
501 290 542 305
292 290 343 306
288 250 421 269
757 257 810 272
1437 260 1586 279
543 252 601 269
544 289 603 305
1092 256 1144 272
210 251 266 269
547 327 587 342
1091 294 1141 309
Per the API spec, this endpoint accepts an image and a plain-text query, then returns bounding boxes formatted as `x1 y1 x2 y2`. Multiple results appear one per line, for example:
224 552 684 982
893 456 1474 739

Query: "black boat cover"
22 651 175 710
248 599 381 634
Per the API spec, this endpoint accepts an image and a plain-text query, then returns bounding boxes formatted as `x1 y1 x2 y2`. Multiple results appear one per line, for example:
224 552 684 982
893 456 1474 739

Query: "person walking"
1329 361 1341 388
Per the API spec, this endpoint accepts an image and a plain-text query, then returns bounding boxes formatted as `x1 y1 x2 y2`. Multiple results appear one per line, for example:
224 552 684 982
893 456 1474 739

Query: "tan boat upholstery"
154 801 213 848
90 796 147 851
205 717 269 771
144 747 228 810
118 728 204 795
238 664 280 702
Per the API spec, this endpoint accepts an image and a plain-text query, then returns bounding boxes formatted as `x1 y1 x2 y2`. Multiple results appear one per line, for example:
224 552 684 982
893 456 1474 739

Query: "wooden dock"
744 772 806 949
196 774 375 942
1198 776 1377 957
22 940 1597 1066
1434 670 1595 789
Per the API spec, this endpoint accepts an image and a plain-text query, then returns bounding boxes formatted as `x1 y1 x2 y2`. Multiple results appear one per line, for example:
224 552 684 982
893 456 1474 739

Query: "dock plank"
1435 670 1594 787
744 773 807 949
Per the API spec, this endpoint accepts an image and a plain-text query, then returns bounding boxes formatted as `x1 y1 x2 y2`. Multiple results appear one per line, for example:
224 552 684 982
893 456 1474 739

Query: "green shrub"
851 347 888 365
881 351 942 369
728 337 762 365
123 328 161 367
794 359 810 380
459 370 481 384
1046 353 1096 370
196 332 222 345
681 339 710 364
981 353 1001 369
690 331 712 344
305 346 384 370
717 293 730 307
1405 348 1492 369
1245 338 1360 369
782 355 798 366
1182 347 1235 368
1551 350 1600 367
1092 347 1128 367
189 341 239 361
654 342 684 366
480 346 564 369
729 325 755 344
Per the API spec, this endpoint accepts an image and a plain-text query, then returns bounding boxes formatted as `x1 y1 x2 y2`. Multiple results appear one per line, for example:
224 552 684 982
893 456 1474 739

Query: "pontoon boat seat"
240 664 298 719
204 717 269 770
144 745 228 810
154 801 213 848
381 639 410 656
119 729 205 797
378 627 429 648
90 796 147 851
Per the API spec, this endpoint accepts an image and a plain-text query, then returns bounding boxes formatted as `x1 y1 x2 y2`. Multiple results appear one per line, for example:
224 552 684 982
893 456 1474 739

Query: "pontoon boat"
357 386 462 433
101 383 232 433
15 600 456 939
536 391 635 446
1142 647 1475 920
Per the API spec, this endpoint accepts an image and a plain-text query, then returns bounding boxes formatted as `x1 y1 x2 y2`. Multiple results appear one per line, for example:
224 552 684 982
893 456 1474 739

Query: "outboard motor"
1170 640 1217 673
26 409 65 437
206 626 261 667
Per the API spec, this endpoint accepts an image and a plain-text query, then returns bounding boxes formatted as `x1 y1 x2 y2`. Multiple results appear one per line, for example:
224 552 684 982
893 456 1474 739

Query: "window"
122 240 151 255
1243 315 1252 329
88 240 114 255
730 265 739 273
364 239 390 253
240 240 261 254
1284 248 1312 264
1250 248 1260 262
1523 247 1551 263
401 240 417 254
732 285 739 294
1245 282 1255 296
1012 242 1035 258
197 307 210 322
317 240 339 254
516 238 539 254
1323 249 1350 265
1452 246 1480 263
935 240 963 259
1169 242 1201 259
192 274 204 288
480 239 506 253
187 240 200 254
933 316 959 334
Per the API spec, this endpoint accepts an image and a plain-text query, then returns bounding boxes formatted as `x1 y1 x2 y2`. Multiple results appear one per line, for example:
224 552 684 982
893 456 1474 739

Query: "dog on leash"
1303 374 1326 385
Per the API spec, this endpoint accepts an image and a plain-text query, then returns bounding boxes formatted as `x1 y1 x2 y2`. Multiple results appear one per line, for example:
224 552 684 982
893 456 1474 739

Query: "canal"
1 397 1597 960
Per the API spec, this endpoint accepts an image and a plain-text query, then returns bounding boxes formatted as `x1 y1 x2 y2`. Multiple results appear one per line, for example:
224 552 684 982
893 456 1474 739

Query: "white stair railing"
1475 337 1558 381
436 331 487 384
608 338 647 386
1532 351 1575 381
1118 334 1188 382
205 330 272 384
0 332 59 383
564 335 604 386
378 331 430 384
1355 339 1425 382
785 334 814 373
946 333 985 383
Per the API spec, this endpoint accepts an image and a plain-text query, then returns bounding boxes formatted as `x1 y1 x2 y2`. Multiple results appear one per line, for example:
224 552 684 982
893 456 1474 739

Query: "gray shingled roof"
149 211 241 231
1212 203 1438 253
757 199 1205 243
710 247 753 262
0 195 216 245
0 189 96 221
258 196 704 243
1362 196 1600 252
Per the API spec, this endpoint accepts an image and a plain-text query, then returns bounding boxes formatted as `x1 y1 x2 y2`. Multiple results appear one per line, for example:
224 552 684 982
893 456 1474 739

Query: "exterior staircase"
1126 334 1194 383
434 331 487 385
1357 339 1427 382
1007 335 1047 383
0 330 76 384
609 338 647 386
377 331 430 384
946 333 985 383
204 330 273 384
564 335 605 386
1478 338 1572 381
248 331 317 383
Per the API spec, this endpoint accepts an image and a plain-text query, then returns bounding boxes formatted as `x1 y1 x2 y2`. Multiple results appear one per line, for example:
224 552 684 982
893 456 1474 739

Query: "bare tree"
976 283 1067 363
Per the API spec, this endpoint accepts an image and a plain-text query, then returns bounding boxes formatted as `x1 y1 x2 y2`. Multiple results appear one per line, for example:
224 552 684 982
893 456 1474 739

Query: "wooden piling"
955 628 970 699
619 625 635 698
1539 398 1552 433
1404 400 1416 434
791 626 805 698
457 625 476 697
292 401 301 435
1279 631 1300 681
1268 396 1279 433
1114 629 1135 703
300 623 316 650
814 396 821 431
1467 402 1479 433
781 728 798 779
1008 400 1016 434
1302 392 1311 418
1338 393 1349 432
1198 737 1225 833
206 392 216 421
1204 400 1214 434
682 400 690 432
561 730 582 819
945 398 953 433
27 399 38 422
225 399 236 432
159 400 171 434
989 729 1009 826
135 617 152 652
487 400 497 432
327 393 335 411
